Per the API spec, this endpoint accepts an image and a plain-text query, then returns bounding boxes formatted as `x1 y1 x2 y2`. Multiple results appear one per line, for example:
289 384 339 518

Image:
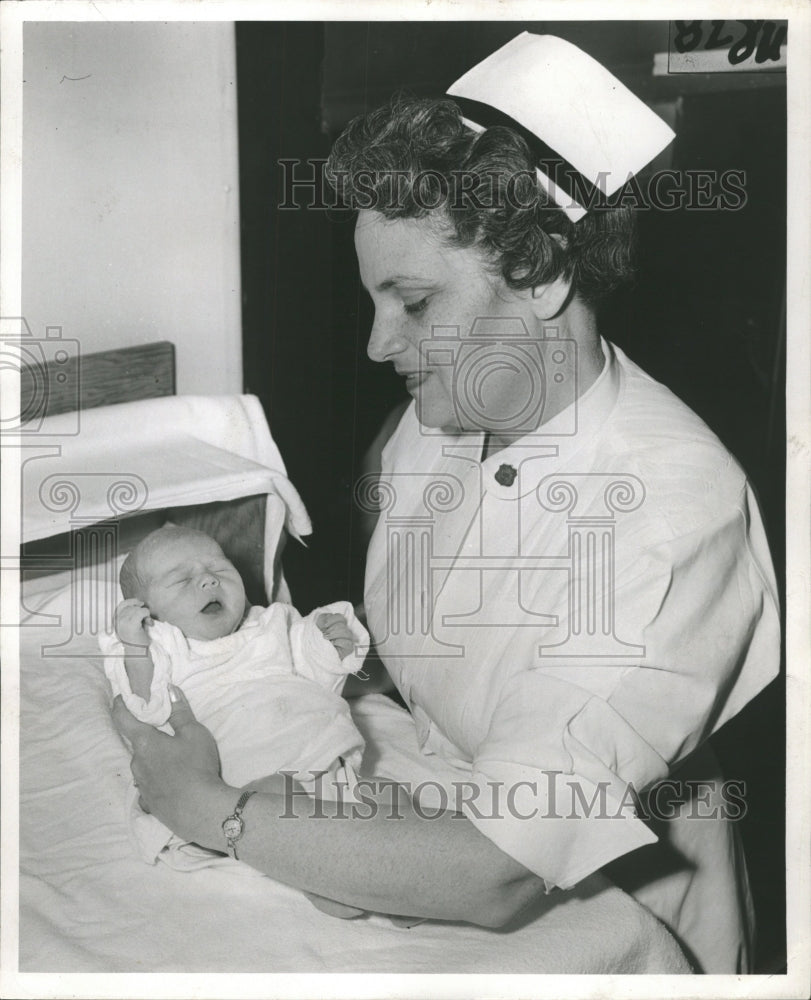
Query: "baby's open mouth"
201 599 222 614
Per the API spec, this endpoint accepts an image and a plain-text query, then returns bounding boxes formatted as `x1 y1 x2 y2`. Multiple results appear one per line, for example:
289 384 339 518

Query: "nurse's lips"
396 368 431 390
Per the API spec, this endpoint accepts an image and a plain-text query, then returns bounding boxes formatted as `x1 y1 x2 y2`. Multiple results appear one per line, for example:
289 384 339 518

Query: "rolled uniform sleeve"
466 672 659 890
462 482 779 890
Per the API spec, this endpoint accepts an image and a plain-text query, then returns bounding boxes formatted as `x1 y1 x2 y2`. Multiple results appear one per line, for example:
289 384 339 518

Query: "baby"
101 524 369 873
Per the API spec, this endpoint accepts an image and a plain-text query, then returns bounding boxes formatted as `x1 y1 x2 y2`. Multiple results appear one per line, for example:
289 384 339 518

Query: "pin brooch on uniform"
495 464 518 486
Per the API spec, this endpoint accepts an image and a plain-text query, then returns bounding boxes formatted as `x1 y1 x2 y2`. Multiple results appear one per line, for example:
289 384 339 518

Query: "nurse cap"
447 32 675 222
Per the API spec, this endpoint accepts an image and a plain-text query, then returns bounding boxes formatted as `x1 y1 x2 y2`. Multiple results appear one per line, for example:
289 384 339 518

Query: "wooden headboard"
20 341 175 418
20 338 176 564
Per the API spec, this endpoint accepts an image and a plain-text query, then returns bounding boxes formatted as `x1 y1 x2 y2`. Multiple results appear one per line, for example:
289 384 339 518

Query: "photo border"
1 2 808 998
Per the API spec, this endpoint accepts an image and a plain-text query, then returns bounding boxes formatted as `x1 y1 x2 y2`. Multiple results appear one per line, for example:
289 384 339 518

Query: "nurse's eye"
403 297 429 316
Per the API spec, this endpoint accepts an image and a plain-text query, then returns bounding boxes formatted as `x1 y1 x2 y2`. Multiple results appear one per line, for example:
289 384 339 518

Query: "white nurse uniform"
363 338 780 972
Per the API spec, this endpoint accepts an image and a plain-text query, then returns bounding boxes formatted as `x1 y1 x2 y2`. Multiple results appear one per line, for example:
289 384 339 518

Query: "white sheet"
19 566 691 974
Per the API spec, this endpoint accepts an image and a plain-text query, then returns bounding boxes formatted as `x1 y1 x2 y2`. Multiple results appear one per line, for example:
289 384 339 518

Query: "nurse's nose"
367 311 405 364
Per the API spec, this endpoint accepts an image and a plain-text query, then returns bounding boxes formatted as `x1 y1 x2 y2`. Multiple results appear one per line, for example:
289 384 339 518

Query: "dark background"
236 21 786 973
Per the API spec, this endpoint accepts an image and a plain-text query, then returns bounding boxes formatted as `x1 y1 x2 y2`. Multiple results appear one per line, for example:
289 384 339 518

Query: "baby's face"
141 533 247 640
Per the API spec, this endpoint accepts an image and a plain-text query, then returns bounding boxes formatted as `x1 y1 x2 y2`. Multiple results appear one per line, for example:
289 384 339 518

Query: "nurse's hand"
304 891 366 920
112 686 224 841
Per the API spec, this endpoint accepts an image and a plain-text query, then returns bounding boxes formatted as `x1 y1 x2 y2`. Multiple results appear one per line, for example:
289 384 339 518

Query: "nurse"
113 34 780 972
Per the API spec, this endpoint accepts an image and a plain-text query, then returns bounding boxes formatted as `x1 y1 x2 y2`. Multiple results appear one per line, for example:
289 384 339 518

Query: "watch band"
221 789 257 860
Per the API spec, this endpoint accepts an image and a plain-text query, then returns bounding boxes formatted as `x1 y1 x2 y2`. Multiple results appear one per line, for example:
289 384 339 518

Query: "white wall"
22 22 243 395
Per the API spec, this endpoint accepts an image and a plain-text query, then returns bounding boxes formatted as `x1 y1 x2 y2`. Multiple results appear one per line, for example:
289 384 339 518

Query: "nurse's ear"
524 234 574 321
528 272 574 321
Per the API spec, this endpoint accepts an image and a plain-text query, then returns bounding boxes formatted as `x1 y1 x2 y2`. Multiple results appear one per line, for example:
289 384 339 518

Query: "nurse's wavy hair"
325 96 637 303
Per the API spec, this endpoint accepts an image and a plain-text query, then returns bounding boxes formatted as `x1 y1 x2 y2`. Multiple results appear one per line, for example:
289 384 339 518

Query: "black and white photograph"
1 2 808 997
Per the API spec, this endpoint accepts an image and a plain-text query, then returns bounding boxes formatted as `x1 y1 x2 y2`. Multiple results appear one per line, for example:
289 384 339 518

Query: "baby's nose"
200 573 219 589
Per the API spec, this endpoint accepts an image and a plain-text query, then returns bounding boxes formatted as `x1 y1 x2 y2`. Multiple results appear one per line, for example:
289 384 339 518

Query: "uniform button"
494 463 517 486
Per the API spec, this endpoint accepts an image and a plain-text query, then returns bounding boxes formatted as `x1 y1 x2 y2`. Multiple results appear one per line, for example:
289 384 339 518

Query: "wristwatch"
222 789 257 860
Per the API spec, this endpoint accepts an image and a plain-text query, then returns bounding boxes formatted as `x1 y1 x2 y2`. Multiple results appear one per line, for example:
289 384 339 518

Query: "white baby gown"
101 601 368 869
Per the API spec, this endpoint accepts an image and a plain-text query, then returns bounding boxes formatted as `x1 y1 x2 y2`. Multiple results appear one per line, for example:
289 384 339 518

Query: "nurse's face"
354 210 540 433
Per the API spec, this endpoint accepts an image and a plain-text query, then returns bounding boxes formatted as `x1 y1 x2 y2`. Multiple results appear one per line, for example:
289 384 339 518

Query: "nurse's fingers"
165 686 222 777
166 685 199 734
304 891 366 920
111 695 154 748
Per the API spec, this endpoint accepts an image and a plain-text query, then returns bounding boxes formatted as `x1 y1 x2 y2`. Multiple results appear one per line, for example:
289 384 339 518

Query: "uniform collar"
479 337 621 491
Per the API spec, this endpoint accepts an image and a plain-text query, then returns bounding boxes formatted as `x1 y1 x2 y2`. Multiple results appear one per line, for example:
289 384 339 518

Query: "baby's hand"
316 613 354 660
115 598 153 647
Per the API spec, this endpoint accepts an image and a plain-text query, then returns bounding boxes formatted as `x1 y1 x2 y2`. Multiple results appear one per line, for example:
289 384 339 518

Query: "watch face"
222 817 243 840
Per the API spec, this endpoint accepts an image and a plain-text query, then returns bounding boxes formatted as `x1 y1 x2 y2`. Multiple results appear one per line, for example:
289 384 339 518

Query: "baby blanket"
101 600 369 865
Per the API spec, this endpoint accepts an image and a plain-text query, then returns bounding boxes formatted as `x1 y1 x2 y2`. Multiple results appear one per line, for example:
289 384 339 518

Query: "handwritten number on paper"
672 20 786 65
673 21 704 54
705 21 734 51
728 21 787 66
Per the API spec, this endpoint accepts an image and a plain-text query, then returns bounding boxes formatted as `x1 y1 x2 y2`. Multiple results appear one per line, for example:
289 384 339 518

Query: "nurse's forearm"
183 777 544 926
